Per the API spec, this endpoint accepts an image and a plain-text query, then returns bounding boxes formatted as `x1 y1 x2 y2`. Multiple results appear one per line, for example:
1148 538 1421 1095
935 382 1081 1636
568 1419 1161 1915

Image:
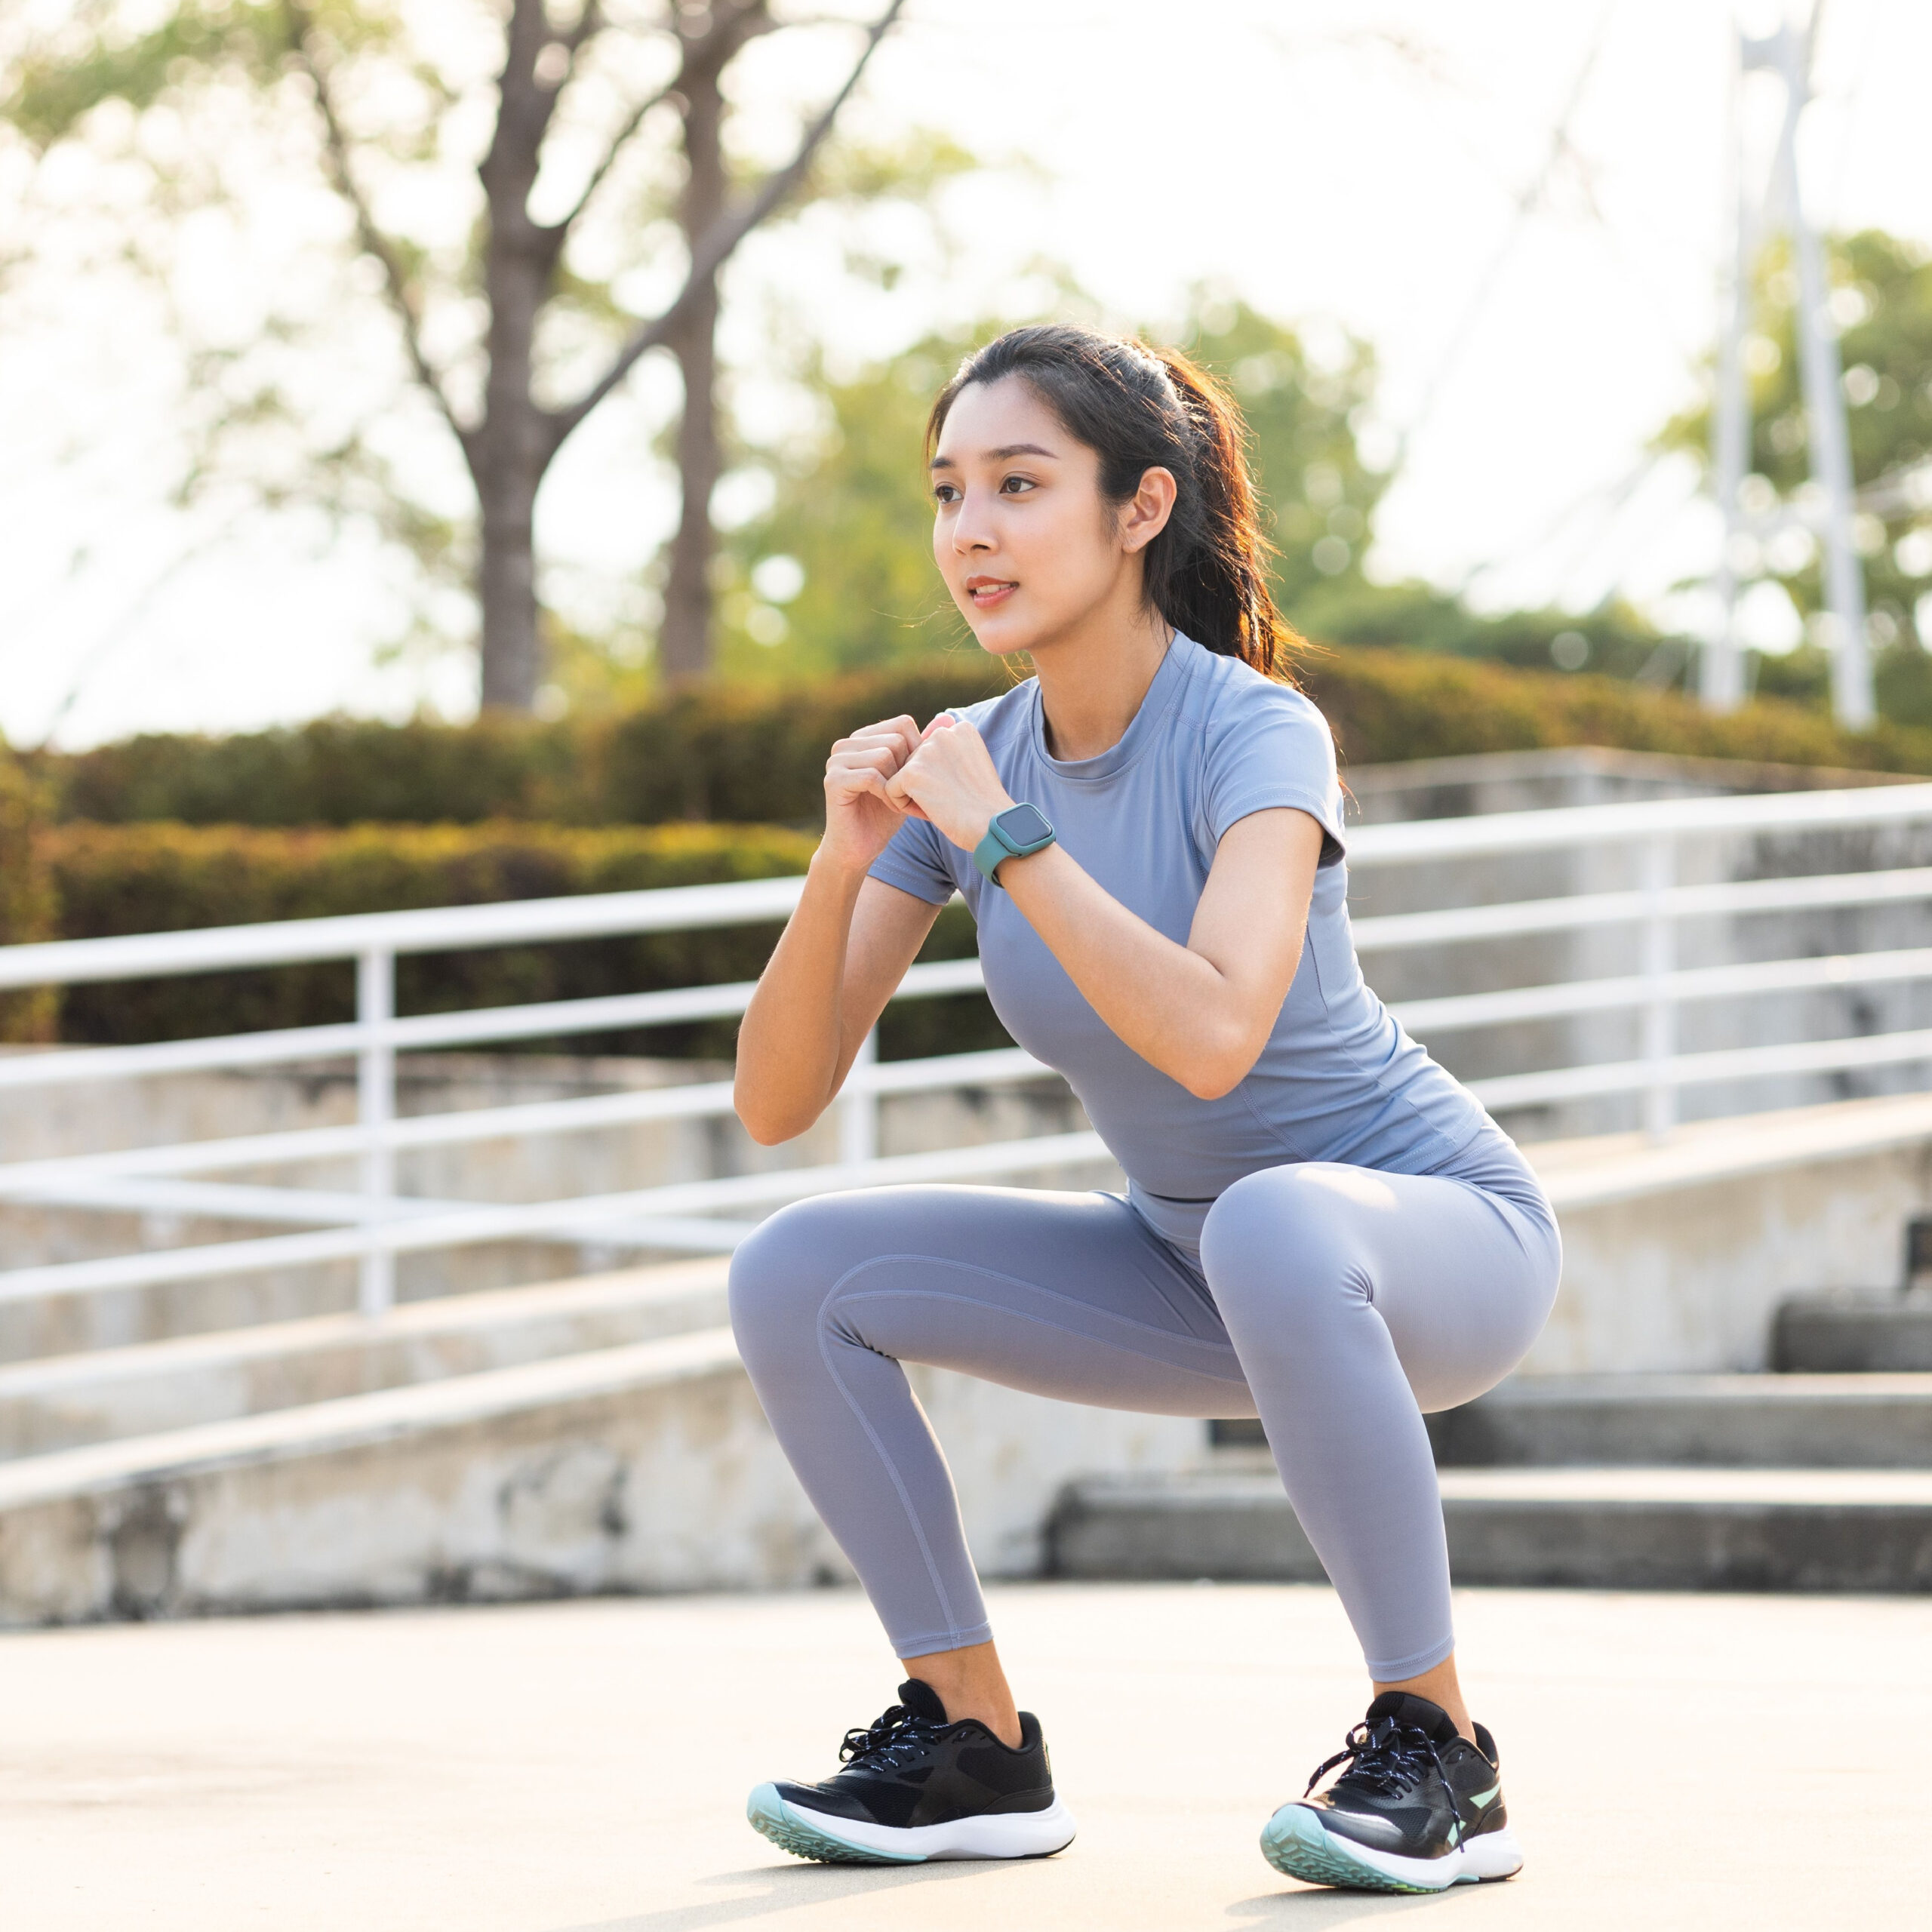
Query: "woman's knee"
1199 1165 1377 1321
726 1196 848 1360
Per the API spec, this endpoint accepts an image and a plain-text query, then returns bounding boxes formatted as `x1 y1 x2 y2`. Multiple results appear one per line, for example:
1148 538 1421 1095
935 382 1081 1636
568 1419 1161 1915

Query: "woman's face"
929 375 1168 659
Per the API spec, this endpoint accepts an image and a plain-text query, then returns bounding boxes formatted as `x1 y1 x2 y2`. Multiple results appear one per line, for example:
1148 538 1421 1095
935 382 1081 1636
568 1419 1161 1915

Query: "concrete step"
0 1260 730 1458
1521 1091 1932 1375
1051 1466 1932 1594
1214 1371 1932 1467
1429 1371 1932 1467
1773 1291 1932 1372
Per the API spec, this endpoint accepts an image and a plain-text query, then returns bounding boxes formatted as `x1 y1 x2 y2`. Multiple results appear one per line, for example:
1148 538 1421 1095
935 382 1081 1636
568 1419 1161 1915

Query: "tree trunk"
474 0 561 712
476 455 544 709
658 24 733 685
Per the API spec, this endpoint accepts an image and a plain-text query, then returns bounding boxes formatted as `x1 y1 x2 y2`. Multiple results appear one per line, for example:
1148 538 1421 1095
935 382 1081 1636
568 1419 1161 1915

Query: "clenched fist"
884 715 1015 856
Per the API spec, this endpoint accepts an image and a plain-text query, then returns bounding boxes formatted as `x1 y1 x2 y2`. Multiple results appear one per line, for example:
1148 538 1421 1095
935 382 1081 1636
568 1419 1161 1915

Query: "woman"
726 324 1560 1894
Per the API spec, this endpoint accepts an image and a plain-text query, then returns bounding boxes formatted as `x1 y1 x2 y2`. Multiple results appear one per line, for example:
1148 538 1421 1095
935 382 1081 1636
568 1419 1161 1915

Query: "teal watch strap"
974 803 1057 887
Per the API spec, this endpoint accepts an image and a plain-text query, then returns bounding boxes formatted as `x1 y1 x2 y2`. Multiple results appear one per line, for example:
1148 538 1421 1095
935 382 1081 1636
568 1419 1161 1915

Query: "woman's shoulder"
1180 642 1345 856
1184 642 1334 747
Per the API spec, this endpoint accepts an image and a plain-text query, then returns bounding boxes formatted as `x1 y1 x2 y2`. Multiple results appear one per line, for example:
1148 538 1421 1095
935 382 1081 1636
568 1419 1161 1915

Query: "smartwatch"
974 801 1057 886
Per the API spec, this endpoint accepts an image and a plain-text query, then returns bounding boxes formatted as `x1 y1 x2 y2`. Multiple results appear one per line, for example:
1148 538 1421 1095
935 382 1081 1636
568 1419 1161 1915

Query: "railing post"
839 1027 879 1168
1640 832 1677 1143
357 946 395 1315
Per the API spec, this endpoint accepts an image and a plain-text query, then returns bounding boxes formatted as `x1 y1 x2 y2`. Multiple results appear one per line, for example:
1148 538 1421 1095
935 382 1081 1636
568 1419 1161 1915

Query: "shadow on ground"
548 1860 1021 1932
553 1862 1500 1932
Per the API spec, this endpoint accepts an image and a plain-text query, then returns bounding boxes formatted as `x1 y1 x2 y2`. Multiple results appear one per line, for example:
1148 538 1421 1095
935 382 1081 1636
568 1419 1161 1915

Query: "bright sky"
3 0 1929 747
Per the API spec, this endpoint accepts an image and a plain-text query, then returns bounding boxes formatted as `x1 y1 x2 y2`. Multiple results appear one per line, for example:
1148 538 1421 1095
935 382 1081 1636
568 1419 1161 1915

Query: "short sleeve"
1200 681 1347 866
867 812 961 906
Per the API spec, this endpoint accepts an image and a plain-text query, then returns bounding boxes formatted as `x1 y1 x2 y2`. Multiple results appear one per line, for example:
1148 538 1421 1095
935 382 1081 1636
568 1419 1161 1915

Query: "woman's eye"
999 475 1035 494
933 484 960 505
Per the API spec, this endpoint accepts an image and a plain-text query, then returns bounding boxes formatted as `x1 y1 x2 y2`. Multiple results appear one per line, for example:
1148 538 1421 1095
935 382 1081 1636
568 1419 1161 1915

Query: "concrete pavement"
3 1580 1920 1930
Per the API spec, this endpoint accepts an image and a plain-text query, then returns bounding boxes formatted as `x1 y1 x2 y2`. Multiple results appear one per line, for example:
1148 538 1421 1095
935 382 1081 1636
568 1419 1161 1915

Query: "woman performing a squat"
728 324 1560 1894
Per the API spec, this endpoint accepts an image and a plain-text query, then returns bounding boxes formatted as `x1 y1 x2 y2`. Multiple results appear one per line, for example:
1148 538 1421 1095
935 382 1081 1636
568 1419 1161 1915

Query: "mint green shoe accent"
746 1783 925 1865
1259 1804 1443 1895
1469 1783 1502 1808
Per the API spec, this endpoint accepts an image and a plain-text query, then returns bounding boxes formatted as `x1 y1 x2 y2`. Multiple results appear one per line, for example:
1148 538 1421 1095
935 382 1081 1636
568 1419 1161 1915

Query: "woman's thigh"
1201 1161 1560 1413
728 1183 1256 1418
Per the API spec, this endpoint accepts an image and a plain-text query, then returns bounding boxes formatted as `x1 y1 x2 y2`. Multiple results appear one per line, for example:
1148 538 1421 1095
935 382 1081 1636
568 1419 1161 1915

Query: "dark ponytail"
928 323 1303 681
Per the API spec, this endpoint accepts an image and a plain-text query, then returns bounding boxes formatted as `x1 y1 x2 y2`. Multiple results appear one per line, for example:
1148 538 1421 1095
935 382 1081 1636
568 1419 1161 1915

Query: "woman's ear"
1118 466 1178 555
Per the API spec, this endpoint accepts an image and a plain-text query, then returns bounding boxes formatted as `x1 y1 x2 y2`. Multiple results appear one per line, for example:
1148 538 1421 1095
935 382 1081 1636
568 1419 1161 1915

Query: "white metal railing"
4 777 1932 1318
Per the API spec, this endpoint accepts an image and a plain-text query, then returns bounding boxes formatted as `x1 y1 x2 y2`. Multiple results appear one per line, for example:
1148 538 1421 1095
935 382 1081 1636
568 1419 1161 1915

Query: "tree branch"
283 2 471 449
545 0 907 454
543 2 779 258
541 76 678 247
563 0 605 57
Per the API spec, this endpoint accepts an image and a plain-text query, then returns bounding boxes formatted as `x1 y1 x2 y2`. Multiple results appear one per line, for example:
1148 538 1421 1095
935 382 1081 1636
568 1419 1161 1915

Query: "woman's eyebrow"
928 442 1060 469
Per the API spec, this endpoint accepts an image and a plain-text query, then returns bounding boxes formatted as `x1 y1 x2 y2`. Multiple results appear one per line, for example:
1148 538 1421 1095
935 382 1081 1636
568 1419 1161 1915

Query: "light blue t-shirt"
868 632 1492 1253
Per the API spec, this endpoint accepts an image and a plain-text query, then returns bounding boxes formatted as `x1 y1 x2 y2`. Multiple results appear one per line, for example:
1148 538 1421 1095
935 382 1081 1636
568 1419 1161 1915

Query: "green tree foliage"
1186 303 1687 677
1187 302 1385 628
712 298 1397 679
1295 586 1680 681
1665 229 1932 718
708 294 1688 684
712 330 979 681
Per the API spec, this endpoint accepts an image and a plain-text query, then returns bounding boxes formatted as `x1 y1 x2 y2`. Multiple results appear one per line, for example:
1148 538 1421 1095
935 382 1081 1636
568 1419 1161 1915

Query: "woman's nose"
950 489 996 552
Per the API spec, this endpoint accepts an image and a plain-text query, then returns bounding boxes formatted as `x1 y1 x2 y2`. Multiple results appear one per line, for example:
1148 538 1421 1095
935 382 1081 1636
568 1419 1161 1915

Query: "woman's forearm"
879 721 1317 1101
734 851 870 1144
997 843 1281 1098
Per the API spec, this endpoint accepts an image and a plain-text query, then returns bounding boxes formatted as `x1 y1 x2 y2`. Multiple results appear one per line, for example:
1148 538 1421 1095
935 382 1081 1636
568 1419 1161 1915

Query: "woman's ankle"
1374 1658 1476 1745
900 1638 1023 1749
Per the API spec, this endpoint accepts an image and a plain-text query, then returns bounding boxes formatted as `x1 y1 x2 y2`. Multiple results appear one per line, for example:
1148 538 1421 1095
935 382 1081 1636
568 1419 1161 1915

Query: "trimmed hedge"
1303 649 1932 772
38 649 1932 831
48 714 586 828
0 755 56 1042
26 648 1932 1057
35 663 1002 829
39 820 1003 1061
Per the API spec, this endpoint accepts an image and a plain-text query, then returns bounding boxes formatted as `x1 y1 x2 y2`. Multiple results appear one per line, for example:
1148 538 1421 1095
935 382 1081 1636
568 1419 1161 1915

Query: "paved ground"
4 1581 1921 1930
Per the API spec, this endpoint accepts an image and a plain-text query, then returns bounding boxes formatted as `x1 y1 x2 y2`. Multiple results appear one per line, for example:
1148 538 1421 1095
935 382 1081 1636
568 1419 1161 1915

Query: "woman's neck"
1029 605 1174 763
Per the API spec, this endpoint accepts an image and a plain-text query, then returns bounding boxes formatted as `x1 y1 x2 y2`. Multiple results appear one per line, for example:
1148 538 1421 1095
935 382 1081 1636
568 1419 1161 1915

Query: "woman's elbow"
1183 1066 1244 1103
1179 1026 1266 1101
734 1084 815 1148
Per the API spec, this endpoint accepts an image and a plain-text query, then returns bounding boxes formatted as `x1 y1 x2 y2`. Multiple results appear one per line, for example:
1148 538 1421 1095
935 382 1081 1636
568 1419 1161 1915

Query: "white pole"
1767 11 1873 728
1641 833 1678 1143
838 1027 880 1168
1704 32 1752 713
357 947 395 1315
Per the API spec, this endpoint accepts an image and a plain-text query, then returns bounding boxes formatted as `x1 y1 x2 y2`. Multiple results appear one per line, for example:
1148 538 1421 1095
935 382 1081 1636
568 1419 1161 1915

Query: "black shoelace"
1305 1715 1455 1810
838 1701 944 1772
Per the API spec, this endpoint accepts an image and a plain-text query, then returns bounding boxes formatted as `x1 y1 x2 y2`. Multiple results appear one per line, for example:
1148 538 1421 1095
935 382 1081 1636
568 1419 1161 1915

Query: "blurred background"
5 0 1932 1738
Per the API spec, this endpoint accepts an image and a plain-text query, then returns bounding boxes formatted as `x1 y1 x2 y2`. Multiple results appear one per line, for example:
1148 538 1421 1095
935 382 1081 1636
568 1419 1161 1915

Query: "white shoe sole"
1261 1801 1522 1893
747 1782 1078 1863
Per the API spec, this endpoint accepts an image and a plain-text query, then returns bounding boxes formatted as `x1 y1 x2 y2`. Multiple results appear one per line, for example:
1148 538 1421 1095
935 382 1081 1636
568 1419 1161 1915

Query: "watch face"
997 802 1054 848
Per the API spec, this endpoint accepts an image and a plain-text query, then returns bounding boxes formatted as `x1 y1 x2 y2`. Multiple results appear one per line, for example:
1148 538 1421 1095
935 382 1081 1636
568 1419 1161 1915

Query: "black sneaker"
746 1678 1077 1864
1260 1691 1521 1893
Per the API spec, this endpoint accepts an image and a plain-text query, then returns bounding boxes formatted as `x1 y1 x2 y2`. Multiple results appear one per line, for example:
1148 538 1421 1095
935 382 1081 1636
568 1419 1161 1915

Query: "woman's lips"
967 580 1017 608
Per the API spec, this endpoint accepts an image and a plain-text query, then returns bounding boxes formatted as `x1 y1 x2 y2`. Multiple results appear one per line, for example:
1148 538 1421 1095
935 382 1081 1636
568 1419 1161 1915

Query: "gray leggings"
728 1127 1560 1681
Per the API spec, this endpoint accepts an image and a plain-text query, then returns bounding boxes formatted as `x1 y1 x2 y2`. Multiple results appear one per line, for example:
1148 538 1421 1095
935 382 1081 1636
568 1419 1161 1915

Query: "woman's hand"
819 715 924 875
885 716 1015 855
